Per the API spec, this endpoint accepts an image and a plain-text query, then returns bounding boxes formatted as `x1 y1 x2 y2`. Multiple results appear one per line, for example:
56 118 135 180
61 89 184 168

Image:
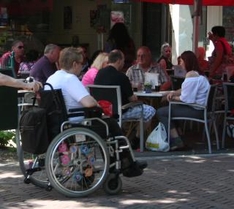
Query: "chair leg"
212 120 220 150
204 122 212 154
221 117 227 149
167 103 171 147
123 122 137 139
139 119 144 152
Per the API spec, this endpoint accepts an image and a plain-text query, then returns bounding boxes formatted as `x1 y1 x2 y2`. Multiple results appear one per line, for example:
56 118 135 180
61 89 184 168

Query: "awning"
134 0 234 53
0 0 53 15
135 0 234 6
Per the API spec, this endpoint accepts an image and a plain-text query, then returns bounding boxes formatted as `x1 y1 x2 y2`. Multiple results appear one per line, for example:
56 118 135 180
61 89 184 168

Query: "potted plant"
144 82 152 93
0 130 15 148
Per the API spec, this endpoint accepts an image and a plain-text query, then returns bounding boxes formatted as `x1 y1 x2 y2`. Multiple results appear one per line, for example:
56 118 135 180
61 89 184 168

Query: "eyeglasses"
18 46 24 49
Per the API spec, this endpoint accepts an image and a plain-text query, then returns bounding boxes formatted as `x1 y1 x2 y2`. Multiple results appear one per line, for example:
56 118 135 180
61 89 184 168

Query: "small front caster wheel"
103 173 122 195
24 178 31 184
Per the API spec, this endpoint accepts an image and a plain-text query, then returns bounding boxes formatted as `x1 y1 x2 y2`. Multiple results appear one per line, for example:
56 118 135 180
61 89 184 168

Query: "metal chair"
0 68 18 130
221 82 234 148
168 84 219 154
87 84 145 152
170 75 185 90
0 86 18 130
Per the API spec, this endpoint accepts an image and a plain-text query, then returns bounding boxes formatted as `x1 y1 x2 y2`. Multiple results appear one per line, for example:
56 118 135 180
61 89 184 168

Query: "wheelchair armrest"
122 101 143 110
68 106 103 118
169 101 205 110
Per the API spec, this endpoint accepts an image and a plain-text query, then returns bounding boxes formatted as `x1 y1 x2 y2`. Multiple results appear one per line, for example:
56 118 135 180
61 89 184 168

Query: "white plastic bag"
145 122 169 152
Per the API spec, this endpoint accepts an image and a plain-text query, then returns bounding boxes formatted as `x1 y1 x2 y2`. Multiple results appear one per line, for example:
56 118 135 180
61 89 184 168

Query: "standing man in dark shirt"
95 49 156 149
30 44 60 84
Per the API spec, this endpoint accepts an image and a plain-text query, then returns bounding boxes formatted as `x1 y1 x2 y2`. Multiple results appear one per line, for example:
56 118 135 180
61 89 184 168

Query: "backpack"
19 106 49 154
19 83 68 154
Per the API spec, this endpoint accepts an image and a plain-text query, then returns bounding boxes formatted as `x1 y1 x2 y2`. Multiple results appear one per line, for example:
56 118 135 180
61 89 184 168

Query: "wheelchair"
16 84 142 197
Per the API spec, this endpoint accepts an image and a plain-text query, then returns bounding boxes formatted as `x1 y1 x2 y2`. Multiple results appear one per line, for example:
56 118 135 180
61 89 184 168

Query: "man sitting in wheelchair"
45 47 147 178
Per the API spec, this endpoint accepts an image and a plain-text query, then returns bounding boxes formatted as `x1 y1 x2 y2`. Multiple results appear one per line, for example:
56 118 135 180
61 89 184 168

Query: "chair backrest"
0 86 18 130
173 65 187 77
87 85 122 126
170 75 185 90
0 69 18 130
0 67 16 78
206 84 217 113
223 82 234 112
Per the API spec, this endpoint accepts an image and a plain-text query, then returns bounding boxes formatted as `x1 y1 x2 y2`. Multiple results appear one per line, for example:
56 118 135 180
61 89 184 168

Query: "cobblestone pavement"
1 153 234 209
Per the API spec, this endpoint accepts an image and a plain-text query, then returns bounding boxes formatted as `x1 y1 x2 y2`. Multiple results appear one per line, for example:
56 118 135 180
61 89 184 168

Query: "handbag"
98 100 113 116
145 122 169 152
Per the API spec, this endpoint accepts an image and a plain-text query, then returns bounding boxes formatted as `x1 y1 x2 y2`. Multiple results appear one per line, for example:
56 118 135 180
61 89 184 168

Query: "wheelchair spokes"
45 127 110 197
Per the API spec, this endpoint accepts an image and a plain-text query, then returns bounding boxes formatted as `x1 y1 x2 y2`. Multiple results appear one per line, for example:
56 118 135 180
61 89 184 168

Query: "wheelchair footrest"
26 167 42 175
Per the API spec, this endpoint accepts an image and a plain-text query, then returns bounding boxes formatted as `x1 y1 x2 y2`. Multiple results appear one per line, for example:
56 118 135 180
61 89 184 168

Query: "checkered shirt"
126 63 168 85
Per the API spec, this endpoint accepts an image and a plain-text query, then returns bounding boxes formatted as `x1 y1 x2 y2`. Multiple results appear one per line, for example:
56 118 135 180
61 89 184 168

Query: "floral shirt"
19 61 35 72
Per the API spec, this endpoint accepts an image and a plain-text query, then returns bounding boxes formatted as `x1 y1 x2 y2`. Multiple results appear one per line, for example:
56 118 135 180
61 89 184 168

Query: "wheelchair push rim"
45 127 110 198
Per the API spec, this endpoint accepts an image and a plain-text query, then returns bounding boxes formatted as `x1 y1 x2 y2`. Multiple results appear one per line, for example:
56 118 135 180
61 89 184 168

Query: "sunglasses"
18 46 24 49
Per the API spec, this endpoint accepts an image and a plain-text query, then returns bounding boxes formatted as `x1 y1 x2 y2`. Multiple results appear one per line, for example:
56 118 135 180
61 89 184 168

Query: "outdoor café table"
134 90 172 133
134 90 170 98
134 90 171 107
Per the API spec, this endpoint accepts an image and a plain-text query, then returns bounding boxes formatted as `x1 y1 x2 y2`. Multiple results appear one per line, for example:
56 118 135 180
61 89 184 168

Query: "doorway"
142 3 172 61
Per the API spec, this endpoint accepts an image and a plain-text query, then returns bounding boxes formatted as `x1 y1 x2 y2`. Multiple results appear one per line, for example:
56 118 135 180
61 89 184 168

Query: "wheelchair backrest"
38 83 68 141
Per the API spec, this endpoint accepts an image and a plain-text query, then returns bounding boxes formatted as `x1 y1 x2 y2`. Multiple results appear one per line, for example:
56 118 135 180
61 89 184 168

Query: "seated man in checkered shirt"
126 46 171 91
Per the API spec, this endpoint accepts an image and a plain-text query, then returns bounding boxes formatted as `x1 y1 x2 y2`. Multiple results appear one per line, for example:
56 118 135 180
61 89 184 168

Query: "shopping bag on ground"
145 122 169 152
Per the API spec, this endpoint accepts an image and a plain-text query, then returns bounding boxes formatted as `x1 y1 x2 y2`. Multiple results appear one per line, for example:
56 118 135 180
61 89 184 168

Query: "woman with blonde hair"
82 52 108 86
157 42 173 70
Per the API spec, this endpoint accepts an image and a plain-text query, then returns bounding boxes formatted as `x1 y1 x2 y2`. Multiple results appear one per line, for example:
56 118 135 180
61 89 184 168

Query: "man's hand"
25 81 43 92
207 32 214 41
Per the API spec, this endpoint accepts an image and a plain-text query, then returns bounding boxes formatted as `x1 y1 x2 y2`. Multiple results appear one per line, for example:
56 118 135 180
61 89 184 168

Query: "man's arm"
160 67 172 91
209 50 223 77
0 73 42 91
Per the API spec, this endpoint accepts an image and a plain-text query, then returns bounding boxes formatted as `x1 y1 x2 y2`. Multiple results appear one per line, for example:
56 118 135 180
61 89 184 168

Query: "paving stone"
1 154 234 208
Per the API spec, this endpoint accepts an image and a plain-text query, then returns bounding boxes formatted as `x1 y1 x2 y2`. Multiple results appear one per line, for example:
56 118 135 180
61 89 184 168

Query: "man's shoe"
122 162 143 178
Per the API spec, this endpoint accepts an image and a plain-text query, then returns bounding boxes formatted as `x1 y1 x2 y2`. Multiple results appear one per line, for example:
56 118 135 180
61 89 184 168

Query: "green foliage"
0 130 15 148
144 82 152 87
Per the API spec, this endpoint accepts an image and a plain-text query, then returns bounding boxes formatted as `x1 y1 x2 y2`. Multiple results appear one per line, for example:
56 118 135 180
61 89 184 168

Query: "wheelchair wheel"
16 130 49 188
103 173 122 195
45 127 110 198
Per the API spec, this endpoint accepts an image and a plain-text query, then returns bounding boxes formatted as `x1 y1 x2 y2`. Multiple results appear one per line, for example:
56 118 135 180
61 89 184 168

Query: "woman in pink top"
82 52 108 86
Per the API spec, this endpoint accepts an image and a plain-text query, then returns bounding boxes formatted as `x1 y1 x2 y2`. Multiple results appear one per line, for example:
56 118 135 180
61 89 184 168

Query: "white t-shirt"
180 75 210 106
45 70 90 121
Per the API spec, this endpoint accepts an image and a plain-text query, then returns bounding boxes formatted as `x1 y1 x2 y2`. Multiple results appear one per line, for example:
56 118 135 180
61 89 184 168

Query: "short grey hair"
44 44 59 54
